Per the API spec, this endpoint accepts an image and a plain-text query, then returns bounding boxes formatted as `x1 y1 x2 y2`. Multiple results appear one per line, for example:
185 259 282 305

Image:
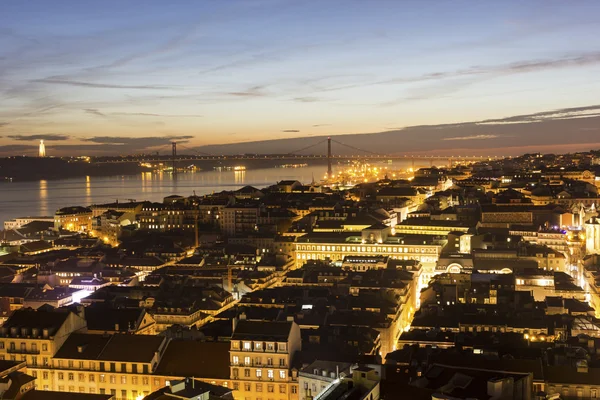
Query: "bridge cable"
287 139 329 155
176 143 214 157
330 139 388 157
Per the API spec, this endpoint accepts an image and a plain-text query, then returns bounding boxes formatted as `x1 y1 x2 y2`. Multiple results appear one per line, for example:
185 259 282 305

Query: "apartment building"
229 318 301 400
49 333 167 399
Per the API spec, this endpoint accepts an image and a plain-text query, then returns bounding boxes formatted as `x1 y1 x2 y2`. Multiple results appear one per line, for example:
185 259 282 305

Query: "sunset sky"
2 0 600 156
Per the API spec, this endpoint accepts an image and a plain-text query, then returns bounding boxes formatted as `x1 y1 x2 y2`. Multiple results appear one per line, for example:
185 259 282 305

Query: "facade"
295 232 444 268
55 207 93 232
49 333 167 398
229 319 301 400
0 308 87 389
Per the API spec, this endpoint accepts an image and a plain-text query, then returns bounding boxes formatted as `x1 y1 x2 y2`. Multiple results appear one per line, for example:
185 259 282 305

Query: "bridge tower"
171 142 177 177
327 137 332 177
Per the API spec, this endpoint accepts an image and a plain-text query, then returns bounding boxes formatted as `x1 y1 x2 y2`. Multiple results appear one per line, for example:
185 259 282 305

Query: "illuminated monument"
39 140 46 157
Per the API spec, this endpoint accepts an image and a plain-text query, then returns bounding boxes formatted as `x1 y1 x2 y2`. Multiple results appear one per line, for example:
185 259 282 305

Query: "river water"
0 165 340 225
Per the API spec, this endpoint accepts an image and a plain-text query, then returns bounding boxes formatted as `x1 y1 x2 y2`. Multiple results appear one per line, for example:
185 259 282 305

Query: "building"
49 333 167 398
0 306 87 389
229 318 301 400
54 207 93 233
39 140 46 158
298 360 352 400
295 231 444 268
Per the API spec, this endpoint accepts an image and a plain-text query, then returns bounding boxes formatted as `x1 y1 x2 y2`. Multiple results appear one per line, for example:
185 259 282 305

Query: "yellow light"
524 334 529 340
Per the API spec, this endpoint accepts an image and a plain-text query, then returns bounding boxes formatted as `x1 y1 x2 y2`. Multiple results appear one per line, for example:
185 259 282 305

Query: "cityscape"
3 1 600 400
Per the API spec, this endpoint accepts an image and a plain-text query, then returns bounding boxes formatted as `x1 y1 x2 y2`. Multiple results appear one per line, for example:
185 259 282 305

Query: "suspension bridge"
90 138 500 175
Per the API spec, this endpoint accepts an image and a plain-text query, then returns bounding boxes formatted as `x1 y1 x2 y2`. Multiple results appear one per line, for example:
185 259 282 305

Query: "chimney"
232 317 239 333
577 360 589 373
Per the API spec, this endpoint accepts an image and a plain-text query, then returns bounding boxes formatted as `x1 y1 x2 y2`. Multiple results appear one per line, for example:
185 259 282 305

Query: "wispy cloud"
31 78 177 90
112 112 203 118
282 129 300 133
228 85 268 97
443 134 499 141
293 97 325 103
81 135 194 146
313 124 331 127
83 108 106 117
8 134 70 141
0 122 9 128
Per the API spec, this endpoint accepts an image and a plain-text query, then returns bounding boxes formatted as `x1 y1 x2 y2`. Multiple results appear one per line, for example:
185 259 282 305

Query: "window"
244 383 251 391
0 342 3 350
244 342 251 350
89 375 95 383
244 356 251 365
267 385 274 393
58 373 64 380
121 363 126 372
256 383 263 392
121 376 127 384
256 369 262 378
99 374 105 383
143 377 149 385
79 387 84 393
110 362 116 372
244 369 250 377
280 385 287 394
292 386 298 394
79 361 84 369
267 370 274 379
278 343 287 352
43 372 48 380
280 371 286 379
121 390 127 399
132 377 138 385
267 358 273 366
68 360 74 368
233 356 239 365
109 375 116 384
78 373 84 382
279 359 285 367
143 365 149 374
132 364 137 374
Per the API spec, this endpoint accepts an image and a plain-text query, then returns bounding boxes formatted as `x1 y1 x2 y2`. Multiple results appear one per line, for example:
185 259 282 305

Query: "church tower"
39 140 46 157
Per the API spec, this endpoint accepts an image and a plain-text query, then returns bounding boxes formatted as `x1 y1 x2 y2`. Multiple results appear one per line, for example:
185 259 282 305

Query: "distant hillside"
195 114 600 157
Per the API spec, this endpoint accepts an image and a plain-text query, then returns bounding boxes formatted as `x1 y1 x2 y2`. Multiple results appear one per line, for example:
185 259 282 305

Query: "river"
0 165 340 225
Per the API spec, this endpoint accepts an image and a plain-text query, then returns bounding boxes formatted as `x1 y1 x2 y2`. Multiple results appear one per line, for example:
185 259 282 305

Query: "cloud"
112 112 203 118
228 85 267 97
31 78 177 90
0 122 9 128
282 129 300 133
8 134 70 141
293 97 324 103
84 108 106 117
313 124 331 127
81 135 194 147
443 134 500 141
383 52 600 86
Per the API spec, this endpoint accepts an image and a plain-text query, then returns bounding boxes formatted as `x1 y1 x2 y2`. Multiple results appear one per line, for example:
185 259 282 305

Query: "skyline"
2 0 600 156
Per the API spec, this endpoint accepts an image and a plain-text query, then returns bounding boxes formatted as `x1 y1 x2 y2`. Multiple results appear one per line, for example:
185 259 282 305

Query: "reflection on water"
234 170 246 185
39 180 48 216
0 165 352 225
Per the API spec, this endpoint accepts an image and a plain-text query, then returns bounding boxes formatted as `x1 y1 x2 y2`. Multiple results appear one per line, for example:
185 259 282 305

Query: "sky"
1 0 600 156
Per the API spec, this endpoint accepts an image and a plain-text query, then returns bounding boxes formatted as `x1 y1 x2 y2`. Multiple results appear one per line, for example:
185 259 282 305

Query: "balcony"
7 348 40 355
